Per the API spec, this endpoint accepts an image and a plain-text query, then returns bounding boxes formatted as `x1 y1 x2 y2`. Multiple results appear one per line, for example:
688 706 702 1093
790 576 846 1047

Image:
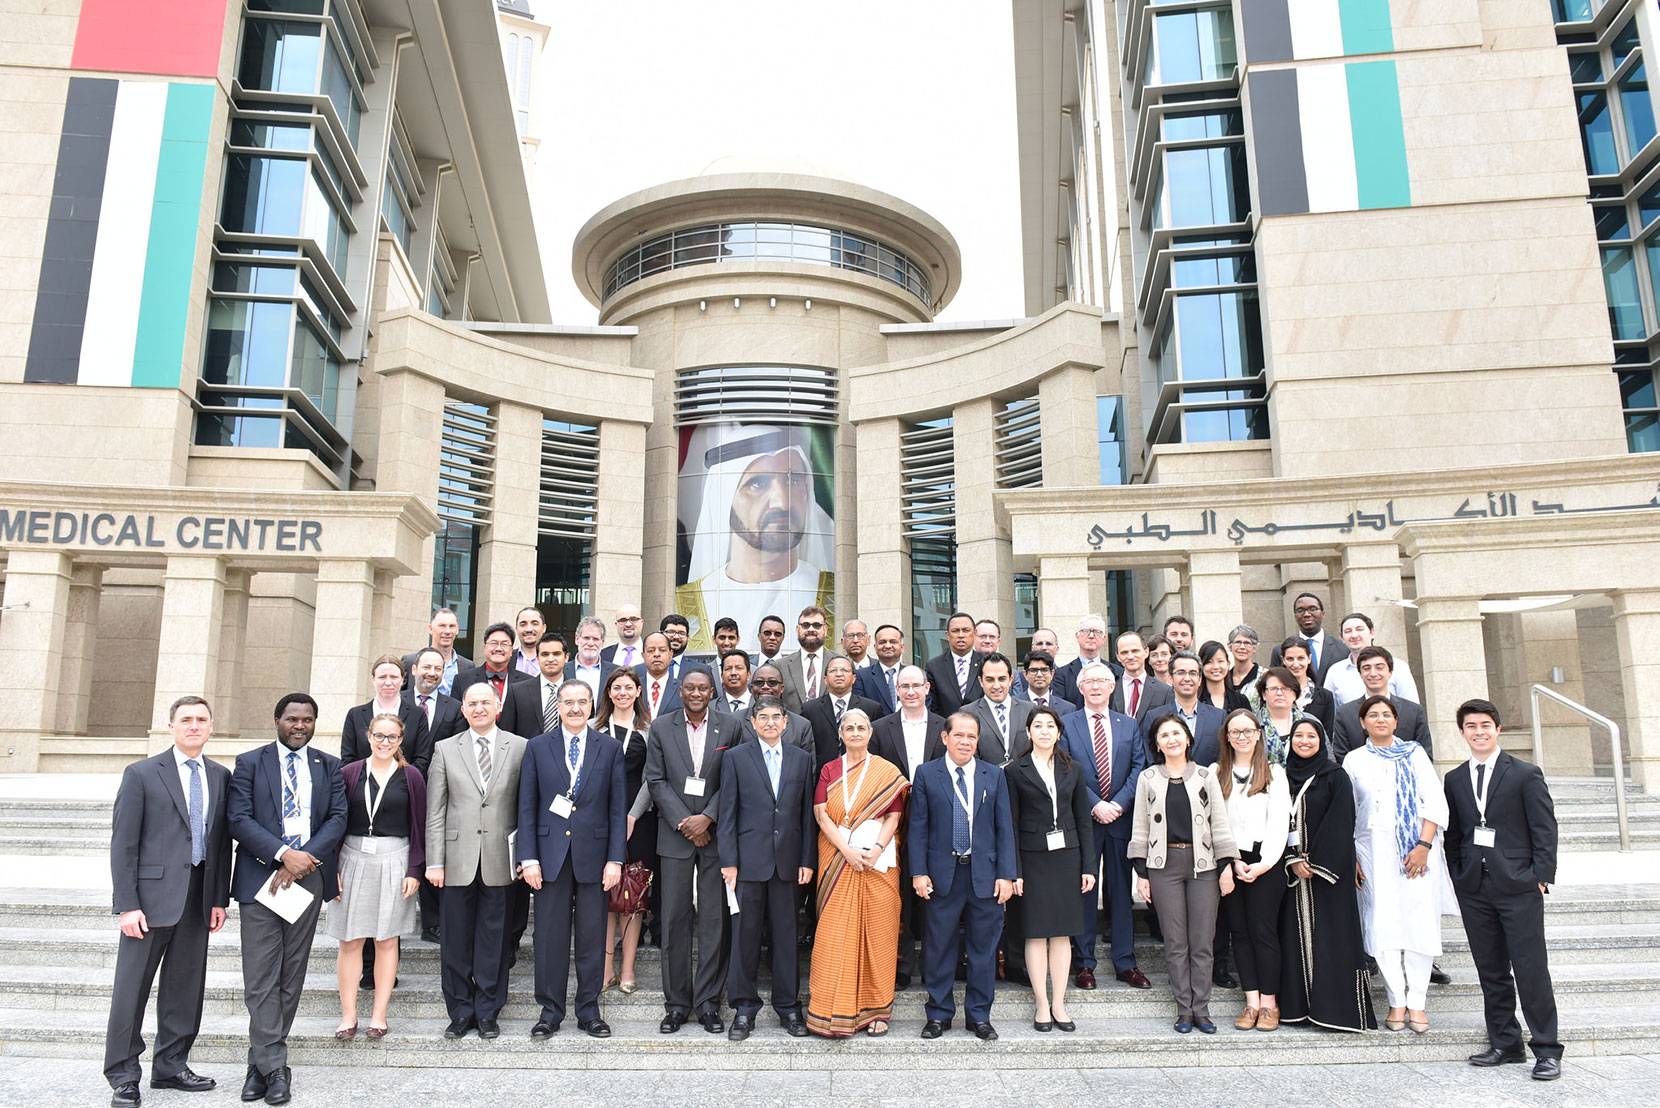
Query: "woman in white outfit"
1344 694 1456 1033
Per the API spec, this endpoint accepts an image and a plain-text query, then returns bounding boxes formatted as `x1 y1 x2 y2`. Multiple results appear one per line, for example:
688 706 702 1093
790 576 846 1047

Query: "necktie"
490 672 505 698
1308 636 1319 669
1091 713 1113 795
477 735 492 788
996 700 1008 739
885 667 896 702
1475 762 1485 806
281 751 302 849
731 698 743 713
835 698 845 723
955 655 967 695
187 758 205 865
622 645 635 667
1128 677 1141 717
543 685 559 735
651 679 662 717
952 766 972 853
1036 695 1048 707
568 732 582 793
804 654 818 699
419 693 431 726
765 744 780 796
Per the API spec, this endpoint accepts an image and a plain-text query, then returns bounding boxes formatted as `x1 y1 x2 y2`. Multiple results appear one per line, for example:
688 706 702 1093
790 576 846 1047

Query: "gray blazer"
964 696 1036 766
425 728 527 887
110 750 233 928
644 709 739 860
775 648 848 713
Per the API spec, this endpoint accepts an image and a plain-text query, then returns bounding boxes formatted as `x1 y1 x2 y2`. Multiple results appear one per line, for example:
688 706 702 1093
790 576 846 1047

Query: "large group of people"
103 593 1566 1107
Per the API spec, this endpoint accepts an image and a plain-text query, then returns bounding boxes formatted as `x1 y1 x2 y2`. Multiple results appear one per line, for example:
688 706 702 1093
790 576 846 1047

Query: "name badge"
1046 830 1067 852
282 814 309 842
1286 829 1300 849
685 776 707 797
360 838 378 855
549 794 575 819
1473 826 1496 847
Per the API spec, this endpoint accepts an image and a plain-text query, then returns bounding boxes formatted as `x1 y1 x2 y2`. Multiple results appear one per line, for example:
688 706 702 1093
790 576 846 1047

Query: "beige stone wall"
86 569 162 738
1388 0 1483 52
0 64 67 386
239 572 317 736
186 447 338 491
1144 442 1273 485
0 384 192 485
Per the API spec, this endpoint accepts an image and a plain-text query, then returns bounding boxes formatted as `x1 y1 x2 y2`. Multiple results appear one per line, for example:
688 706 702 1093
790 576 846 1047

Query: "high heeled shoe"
618 978 639 994
1408 1013 1430 1034
1033 1020 1053 1032
604 974 621 992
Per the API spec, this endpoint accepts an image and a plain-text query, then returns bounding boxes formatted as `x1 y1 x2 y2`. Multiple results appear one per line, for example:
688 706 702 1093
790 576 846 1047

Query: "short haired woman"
1215 708 1290 1031
1273 637 1336 740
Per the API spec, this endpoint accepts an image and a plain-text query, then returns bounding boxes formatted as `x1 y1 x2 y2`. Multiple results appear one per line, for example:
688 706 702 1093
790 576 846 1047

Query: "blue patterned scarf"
1367 740 1420 863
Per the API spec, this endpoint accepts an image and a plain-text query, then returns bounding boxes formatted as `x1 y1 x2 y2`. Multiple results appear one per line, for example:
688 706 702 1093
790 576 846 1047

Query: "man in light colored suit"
962 653 1033 766
775 605 845 712
1109 631 1174 723
425 682 528 1041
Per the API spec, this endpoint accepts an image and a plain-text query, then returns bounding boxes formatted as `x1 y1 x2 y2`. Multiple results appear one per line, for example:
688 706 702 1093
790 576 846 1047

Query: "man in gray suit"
426 683 528 1040
644 668 737 1034
775 605 846 712
962 653 1033 765
104 695 232 1108
1109 631 1174 723
1331 645 1434 759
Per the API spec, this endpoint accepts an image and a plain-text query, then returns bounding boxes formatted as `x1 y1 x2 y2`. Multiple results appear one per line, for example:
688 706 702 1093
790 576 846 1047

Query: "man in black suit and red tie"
1444 698 1562 1081
104 695 232 1108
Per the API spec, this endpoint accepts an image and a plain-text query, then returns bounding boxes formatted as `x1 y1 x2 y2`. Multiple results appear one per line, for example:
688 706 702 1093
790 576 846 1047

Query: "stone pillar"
1413 598 1488 771
56 562 104 735
854 418 907 636
310 559 377 756
211 569 251 739
150 555 228 748
375 367 447 654
1038 556 1095 657
593 418 647 626
1341 542 1408 654
1038 363 1101 487
953 399 1014 633
1147 567 1186 635
1611 589 1660 787
475 399 541 624
1187 551 1244 646
0 550 73 771
370 569 397 653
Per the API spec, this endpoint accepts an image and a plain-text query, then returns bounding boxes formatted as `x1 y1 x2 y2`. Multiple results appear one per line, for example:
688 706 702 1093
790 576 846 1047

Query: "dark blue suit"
635 664 687 718
1060 707 1146 972
1142 702 1225 767
717 738 816 1018
852 664 899 716
516 727 627 1026
908 756 1016 1025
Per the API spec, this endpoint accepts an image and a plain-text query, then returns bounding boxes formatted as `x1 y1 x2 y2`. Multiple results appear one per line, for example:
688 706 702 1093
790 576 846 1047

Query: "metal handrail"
1529 684 1630 852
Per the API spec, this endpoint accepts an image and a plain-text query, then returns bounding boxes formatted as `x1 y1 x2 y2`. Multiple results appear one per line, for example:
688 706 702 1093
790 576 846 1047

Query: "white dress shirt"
272 742 313 858
1324 656 1420 706
172 745 210 848
901 713 929 779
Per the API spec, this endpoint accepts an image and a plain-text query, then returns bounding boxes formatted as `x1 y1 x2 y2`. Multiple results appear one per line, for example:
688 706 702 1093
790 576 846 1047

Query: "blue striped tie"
281 751 302 849
952 766 972 854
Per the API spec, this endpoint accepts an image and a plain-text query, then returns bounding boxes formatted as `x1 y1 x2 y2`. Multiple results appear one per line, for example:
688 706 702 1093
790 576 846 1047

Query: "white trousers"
1376 948 1433 1009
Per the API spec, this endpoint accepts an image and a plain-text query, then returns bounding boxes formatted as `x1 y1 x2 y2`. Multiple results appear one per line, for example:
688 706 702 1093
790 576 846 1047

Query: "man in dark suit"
852 623 905 716
801 656 883 770
227 694 348 1105
1445 699 1562 1081
870 665 946 988
1162 652 1225 765
451 622 533 706
924 611 983 716
1061 663 1151 991
104 695 232 1108
636 632 686 721
718 697 816 1039
961 653 1033 766
736 662 815 757
1109 631 1174 723
518 679 627 1039
910 713 1016 1041
499 634 567 740
404 649 463 943
1269 591 1345 687
775 605 845 712
1331 646 1434 759
1051 614 1120 707
644 668 736 1034
600 603 645 670
717 649 755 716
1020 650 1078 715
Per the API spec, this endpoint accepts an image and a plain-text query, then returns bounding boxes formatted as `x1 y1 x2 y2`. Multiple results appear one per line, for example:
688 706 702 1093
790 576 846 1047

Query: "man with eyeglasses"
841 619 873 670
1020 650 1078 714
777 605 845 713
1269 592 1344 686
1164 652 1224 765
737 663 815 758
1011 628 1059 698
600 604 646 670
870 665 947 990
1053 614 1122 707
853 624 906 716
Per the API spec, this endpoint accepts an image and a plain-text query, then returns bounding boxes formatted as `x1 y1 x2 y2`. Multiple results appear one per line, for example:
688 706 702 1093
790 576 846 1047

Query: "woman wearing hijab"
1278 718 1376 1032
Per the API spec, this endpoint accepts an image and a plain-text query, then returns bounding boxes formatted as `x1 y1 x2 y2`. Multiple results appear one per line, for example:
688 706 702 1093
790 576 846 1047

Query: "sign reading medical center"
1 510 324 552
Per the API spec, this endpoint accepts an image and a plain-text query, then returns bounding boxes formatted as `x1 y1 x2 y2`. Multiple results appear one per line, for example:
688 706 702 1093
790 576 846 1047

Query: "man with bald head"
600 604 646 670
871 664 946 990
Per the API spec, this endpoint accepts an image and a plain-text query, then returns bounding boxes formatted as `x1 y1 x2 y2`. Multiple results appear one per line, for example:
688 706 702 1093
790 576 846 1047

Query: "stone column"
310 559 377 756
1341 542 1408 656
1038 556 1095 655
1187 551 1244 646
593 418 647 626
369 569 398 655
1611 589 1660 787
475 399 541 623
56 562 104 735
150 555 228 749
1037 364 1101 487
375 367 448 654
854 418 907 636
953 398 1014 633
0 550 73 771
1413 597 1488 771
211 569 251 739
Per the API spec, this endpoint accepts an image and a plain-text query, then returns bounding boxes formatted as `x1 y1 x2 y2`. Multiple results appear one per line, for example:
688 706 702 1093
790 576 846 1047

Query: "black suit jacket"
404 687 466 743
227 742 349 903
869 711 947 779
516 727 628 883
852 664 899 716
451 664 532 706
1443 751 1558 897
924 650 984 716
1003 753 1098 871
110 750 232 928
1333 696 1433 760
717 738 816 881
1270 631 1345 686
1051 655 1122 707
499 676 559 740
341 700 433 773
800 692 885 769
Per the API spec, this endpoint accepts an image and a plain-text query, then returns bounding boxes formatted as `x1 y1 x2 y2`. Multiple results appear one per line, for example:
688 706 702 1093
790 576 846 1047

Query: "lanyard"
1289 774 1316 832
951 760 976 825
364 765 394 833
1036 758 1059 828
1471 758 1495 825
840 753 873 827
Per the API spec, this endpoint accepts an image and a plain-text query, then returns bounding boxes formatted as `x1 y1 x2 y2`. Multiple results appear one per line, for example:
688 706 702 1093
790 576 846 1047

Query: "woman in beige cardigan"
1129 714 1239 1034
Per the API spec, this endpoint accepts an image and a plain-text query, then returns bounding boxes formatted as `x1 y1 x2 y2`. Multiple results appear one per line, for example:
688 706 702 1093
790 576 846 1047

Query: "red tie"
1092 712 1113 794
651 679 662 718
1128 678 1141 716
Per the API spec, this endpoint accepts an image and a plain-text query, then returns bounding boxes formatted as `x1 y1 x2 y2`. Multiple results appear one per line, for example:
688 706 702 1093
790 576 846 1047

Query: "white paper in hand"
725 880 741 915
255 878 315 925
850 820 897 872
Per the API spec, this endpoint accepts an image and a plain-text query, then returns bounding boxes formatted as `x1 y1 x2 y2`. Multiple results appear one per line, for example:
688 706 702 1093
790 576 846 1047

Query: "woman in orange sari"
806 708 908 1037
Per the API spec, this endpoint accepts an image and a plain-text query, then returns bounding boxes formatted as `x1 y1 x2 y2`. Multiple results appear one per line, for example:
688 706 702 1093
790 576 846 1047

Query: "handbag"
607 859 653 916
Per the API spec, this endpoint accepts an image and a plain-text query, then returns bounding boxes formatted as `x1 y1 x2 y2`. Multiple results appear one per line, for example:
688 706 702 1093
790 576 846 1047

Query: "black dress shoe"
444 1017 476 1039
1533 1058 1562 1081
1212 967 1236 988
111 1084 141 1108
421 927 440 943
1117 968 1152 989
781 1012 809 1037
1055 1020 1076 1033
895 971 912 990
240 1066 267 1102
970 1021 998 1042
920 1019 948 1039
530 1020 559 1041
151 1069 216 1093
728 1015 753 1041
1034 1020 1053 1032
579 1018 611 1038
476 1018 501 1039
262 1068 291 1107
699 1010 725 1034
661 1011 687 1034
1429 962 1452 985
1074 968 1097 989
1468 1047 1526 1067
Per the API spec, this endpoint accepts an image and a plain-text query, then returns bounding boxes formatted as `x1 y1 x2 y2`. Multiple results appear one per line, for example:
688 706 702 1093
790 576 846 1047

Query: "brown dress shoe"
1234 1007 1259 1030
1256 1008 1280 1031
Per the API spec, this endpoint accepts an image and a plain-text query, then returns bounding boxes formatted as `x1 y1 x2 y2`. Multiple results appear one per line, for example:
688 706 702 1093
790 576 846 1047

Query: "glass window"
229 119 312 151
1579 91 1619 175
195 412 285 449
1628 411 1660 451
1619 62 1655 156
320 34 360 145
1172 250 1255 287
289 313 339 421
1183 393 1269 443
202 298 293 389
1601 245 1645 340
1620 369 1657 409
1097 396 1125 485
240 20 322 96
1160 109 1241 141
382 172 411 252
1612 18 1642 68
1158 145 1250 227
1596 204 1631 240
908 536 957 665
1172 290 1263 380
1149 7 1236 85
1552 0 1603 22
1570 51 1604 84
212 261 298 296
222 154 306 237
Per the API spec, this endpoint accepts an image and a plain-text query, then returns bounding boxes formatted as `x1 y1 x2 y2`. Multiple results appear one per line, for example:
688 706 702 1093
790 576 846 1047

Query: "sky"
525 0 1024 325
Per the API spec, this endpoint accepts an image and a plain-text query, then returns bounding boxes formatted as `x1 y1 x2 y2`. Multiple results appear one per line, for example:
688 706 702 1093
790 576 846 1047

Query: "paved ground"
5 1054 1658 1107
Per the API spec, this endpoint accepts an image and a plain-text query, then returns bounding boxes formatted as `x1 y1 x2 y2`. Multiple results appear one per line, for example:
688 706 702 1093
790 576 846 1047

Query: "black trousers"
105 865 208 1087
1457 873 1562 1059
532 864 608 1025
1222 852 1286 995
896 853 926 980
438 874 510 1021
729 876 801 1018
658 850 729 1016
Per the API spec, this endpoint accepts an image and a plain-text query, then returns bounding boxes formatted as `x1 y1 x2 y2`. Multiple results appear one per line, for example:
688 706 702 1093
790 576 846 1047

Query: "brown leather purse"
607 860 653 915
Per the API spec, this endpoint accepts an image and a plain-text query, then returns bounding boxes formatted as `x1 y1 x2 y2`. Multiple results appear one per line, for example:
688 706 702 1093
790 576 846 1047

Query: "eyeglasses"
1024 666 1051 675
369 733 402 743
895 682 927 691
753 678 783 687
1078 629 1105 637
616 616 642 623
1226 727 1260 739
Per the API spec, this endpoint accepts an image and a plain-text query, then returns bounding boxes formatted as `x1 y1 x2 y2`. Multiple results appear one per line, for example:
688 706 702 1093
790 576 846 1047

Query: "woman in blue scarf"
1343 695 1456 1034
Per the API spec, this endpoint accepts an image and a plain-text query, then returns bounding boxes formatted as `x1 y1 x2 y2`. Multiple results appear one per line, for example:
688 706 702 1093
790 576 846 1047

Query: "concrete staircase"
0 792 1657 1070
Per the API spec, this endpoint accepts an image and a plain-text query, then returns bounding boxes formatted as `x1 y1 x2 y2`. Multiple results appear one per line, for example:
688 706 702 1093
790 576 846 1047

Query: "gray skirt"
327 834 417 942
